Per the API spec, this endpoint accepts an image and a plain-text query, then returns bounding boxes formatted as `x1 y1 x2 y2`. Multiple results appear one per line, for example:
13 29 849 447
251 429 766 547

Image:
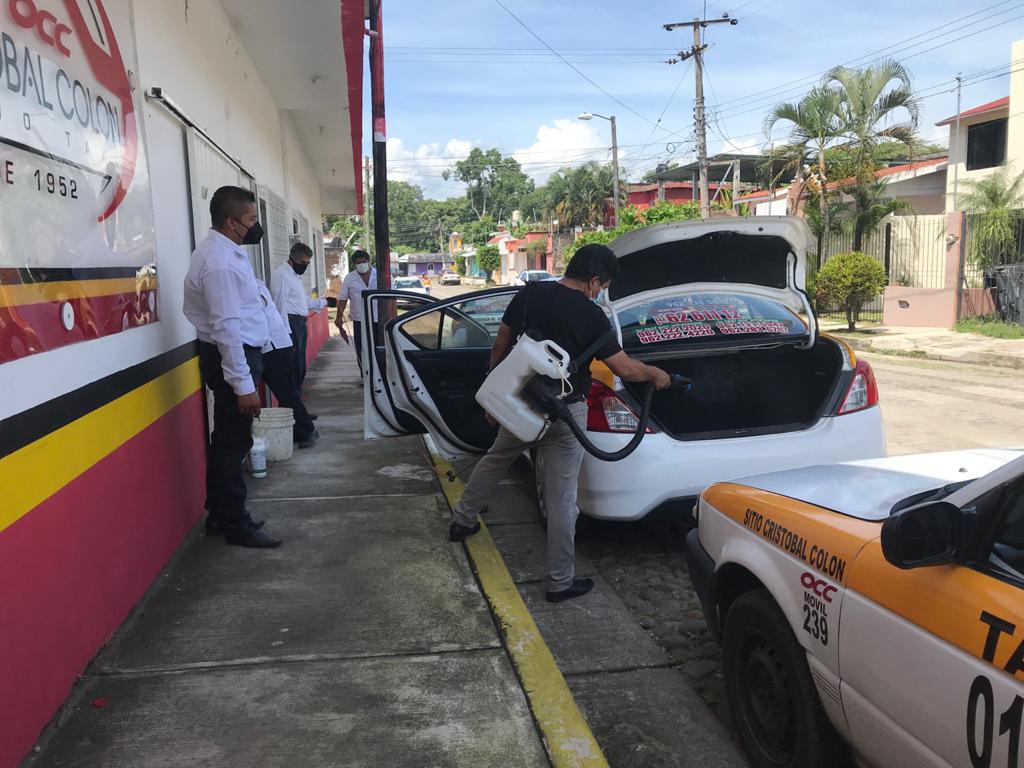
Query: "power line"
491 0 693 143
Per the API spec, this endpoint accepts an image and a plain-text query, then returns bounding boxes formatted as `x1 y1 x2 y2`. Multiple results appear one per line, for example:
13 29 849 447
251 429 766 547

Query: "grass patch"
955 315 1024 340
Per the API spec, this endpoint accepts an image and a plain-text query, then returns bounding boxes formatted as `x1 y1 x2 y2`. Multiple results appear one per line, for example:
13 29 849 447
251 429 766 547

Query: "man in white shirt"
183 185 281 549
335 249 377 376
270 242 326 392
258 281 319 449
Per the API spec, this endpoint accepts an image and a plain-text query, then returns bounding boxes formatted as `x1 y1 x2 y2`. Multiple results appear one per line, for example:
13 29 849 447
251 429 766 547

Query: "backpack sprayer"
476 334 691 462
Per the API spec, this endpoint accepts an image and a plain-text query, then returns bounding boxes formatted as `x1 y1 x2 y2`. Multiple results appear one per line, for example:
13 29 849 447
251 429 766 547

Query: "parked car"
360 217 886 522
513 270 555 286
687 447 1024 768
392 276 429 296
440 270 461 285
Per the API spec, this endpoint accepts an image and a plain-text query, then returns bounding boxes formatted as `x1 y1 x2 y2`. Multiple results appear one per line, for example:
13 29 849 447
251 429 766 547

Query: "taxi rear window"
617 291 806 350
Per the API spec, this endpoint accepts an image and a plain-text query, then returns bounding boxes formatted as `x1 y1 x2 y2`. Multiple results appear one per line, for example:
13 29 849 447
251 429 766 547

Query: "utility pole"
952 73 962 212
363 156 373 257
577 112 620 226
368 0 391 288
664 14 738 220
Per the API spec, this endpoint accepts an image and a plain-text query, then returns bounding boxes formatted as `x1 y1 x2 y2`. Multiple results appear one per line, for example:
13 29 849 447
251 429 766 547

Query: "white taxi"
687 449 1024 768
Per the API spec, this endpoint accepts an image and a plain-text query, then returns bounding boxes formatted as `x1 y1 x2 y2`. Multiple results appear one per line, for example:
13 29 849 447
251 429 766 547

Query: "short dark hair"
290 242 313 260
565 244 620 283
351 249 371 263
210 186 256 227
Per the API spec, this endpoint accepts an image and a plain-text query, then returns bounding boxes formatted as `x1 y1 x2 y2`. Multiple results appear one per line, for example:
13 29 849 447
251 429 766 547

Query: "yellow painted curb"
424 438 609 768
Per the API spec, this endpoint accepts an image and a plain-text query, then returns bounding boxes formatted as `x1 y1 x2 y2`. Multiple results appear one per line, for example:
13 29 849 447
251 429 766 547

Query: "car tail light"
587 382 654 433
836 359 879 415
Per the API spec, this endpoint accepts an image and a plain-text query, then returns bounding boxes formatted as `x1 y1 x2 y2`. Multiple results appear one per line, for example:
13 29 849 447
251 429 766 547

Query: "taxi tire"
722 590 850 768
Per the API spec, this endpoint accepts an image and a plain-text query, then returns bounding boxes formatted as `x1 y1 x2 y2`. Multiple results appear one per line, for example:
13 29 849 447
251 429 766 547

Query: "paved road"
867 352 1024 454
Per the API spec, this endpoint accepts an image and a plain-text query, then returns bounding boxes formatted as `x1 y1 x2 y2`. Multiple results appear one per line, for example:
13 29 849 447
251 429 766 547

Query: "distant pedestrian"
335 250 376 376
258 281 319 449
183 185 281 548
271 242 327 392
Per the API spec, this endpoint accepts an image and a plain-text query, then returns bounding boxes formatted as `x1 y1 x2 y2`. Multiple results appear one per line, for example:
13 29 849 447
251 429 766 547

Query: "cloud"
513 119 612 184
720 137 764 155
385 136 479 195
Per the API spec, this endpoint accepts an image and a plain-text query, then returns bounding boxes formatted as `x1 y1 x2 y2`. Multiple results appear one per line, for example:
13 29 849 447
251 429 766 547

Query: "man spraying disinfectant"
449 244 672 603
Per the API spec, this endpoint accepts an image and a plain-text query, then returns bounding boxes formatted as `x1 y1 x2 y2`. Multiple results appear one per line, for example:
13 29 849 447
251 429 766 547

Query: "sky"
364 0 1024 200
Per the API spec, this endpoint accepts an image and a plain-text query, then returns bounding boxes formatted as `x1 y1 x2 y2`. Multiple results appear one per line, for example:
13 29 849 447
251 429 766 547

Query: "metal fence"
960 214 1024 322
810 214 948 325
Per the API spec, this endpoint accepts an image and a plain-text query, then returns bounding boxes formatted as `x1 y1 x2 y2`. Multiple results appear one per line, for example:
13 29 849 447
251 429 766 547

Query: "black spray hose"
548 373 691 462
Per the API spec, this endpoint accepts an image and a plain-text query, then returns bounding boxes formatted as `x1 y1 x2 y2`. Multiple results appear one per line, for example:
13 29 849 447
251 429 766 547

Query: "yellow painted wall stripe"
425 440 609 768
0 359 200 534
0 278 156 309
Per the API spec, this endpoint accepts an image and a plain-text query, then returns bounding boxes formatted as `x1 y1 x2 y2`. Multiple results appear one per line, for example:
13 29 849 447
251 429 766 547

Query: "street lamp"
578 112 620 228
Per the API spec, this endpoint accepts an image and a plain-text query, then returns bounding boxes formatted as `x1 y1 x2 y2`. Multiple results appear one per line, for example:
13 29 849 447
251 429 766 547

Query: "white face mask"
355 262 371 274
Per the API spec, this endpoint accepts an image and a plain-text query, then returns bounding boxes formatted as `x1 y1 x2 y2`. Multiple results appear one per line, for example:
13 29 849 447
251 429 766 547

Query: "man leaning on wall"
183 185 283 549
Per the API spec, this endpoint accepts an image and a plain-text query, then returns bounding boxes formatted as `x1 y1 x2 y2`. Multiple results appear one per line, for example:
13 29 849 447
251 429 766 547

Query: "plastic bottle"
248 437 268 478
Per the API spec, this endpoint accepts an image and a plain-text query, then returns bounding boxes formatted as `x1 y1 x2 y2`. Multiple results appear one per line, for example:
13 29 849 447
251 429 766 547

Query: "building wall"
0 1 333 764
1010 40 1024 176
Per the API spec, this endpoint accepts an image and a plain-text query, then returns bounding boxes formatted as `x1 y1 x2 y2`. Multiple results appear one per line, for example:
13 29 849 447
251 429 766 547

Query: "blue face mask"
593 287 607 306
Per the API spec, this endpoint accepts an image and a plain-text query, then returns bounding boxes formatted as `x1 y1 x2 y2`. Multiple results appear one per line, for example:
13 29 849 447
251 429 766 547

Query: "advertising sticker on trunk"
0 0 156 364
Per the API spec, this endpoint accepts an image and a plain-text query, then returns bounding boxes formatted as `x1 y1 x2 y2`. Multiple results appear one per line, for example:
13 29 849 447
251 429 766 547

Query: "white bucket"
248 437 268 478
252 407 295 462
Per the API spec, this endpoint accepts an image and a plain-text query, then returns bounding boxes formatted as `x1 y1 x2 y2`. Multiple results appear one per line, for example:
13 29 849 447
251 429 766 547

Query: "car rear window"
617 291 806 350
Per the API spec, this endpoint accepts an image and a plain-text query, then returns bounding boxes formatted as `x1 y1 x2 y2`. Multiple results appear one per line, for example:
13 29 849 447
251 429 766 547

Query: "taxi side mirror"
881 501 961 569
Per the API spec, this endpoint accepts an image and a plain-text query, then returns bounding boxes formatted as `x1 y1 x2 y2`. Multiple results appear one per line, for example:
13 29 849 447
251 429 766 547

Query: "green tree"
546 162 618 229
454 256 467 277
824 60 920 186
815 251 887 330
764 85 846 233
961 166 1024 269
477 244 501 283
461 215 496 247
844 180 912 251
561 201 700 262
444 147 534 221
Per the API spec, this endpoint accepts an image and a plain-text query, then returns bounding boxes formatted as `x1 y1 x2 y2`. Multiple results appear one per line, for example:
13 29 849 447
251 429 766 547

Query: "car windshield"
395 278 423 289
617 291 807 351
527 272 552 281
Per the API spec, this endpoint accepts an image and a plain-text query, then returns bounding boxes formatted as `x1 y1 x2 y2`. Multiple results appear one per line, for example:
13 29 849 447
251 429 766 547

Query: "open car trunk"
622 339 845 440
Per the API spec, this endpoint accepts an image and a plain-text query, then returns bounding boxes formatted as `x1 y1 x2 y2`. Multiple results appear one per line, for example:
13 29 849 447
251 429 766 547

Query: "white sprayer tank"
476 335 572 443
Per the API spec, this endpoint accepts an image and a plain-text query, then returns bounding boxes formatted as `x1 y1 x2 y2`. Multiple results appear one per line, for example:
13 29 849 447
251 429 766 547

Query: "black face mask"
236 220 264 246
291 260 309 275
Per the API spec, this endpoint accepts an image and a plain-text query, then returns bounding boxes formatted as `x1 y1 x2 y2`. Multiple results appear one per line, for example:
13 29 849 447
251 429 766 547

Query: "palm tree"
960 166 1024 269
547 162 617 229
844 180 912 251
823 60 920 184
764 86 846 235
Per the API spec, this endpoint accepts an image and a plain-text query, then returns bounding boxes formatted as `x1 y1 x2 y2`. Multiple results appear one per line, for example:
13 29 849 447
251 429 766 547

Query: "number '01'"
967 675 1022 768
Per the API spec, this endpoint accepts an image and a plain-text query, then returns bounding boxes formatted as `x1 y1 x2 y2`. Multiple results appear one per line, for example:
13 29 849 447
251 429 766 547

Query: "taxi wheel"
722 590 849 768
530 448 548 529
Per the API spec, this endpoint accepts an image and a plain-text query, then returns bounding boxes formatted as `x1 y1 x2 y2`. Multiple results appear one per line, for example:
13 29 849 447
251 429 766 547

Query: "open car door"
368 287 520 459
361 291 436 440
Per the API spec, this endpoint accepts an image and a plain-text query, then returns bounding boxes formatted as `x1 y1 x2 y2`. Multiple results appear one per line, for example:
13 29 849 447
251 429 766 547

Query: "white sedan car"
513 270 555 286
392 276 430 296
359 217 886 522
688 448 1024 767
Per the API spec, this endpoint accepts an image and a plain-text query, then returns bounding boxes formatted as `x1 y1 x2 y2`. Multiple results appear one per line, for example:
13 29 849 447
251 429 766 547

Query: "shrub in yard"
815 251 887 330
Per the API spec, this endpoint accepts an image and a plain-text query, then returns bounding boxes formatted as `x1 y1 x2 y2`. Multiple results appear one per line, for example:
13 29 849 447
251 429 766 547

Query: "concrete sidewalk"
26 339 547 768
823 322 1024 369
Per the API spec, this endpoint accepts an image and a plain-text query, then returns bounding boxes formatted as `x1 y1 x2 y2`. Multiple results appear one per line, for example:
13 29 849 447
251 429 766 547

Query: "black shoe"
309 414 318 421
546 578 594 603
448 520 481 542
206 517 264 536
225 528 281 548
298 429 320 449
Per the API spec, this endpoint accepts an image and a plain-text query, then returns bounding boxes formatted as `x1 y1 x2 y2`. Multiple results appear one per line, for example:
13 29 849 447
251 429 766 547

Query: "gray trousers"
454 402 587 591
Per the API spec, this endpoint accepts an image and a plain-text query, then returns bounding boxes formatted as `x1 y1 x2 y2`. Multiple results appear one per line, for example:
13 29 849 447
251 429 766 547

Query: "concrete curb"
830 333 1024 370
423 437 609 768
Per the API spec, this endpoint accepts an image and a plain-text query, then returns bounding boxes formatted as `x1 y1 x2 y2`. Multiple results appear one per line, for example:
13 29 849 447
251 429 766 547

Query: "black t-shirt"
501 282 622 396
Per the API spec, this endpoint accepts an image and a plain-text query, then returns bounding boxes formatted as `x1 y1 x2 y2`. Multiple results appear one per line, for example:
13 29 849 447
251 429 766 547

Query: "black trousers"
288 314 308 388
261 346 316 441
353 319 363 375
199 342 262 533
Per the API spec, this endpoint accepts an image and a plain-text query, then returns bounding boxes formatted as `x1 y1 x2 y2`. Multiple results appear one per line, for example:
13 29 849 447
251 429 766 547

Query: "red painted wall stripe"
0 291 158 364
0 392 205 768
341 0 365 215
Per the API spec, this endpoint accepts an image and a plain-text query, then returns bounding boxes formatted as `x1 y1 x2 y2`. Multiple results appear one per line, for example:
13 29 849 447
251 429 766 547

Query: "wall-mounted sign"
0 0 156 364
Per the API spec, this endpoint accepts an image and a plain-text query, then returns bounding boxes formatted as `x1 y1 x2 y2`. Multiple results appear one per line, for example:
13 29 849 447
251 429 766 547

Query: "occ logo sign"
9 0 72 56
801 571 837 603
